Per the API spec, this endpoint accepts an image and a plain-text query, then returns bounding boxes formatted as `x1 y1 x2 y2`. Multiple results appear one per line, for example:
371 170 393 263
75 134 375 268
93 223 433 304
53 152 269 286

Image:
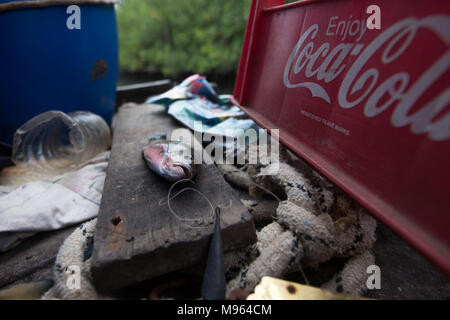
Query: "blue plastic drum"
0 0 118 144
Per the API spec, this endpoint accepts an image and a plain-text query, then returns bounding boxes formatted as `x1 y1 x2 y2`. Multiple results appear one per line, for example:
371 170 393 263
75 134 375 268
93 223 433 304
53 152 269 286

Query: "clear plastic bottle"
12 111 111 173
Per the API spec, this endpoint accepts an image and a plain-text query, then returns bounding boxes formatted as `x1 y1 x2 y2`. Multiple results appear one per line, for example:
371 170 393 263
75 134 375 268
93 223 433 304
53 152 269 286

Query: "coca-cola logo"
283 16 450 141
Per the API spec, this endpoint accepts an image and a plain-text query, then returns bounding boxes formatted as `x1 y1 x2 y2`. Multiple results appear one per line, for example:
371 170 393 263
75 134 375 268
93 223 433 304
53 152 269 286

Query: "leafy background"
116 0 252 82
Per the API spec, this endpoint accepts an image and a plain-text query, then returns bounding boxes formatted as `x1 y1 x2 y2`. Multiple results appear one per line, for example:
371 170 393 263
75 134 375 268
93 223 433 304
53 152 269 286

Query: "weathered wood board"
91 104 256 292
0 226 77 289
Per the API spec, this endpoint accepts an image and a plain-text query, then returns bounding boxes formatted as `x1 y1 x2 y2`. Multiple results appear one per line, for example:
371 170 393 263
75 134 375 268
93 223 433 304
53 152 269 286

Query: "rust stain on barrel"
91 59 108 82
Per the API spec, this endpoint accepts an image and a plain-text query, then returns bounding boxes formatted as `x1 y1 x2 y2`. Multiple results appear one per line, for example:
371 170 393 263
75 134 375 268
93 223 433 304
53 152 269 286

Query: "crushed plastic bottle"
12 111 111 174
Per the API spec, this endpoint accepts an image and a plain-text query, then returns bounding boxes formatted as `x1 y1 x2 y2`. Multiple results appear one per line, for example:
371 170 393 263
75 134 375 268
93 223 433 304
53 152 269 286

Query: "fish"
142 132 196 182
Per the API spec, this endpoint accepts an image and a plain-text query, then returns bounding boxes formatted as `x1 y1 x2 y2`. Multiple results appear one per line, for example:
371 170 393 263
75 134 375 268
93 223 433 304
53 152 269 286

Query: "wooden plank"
91 104 256 292
0 226 77 289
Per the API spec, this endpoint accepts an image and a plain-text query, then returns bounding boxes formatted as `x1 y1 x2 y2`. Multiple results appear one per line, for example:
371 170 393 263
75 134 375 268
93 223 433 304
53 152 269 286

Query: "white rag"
0 152 109 252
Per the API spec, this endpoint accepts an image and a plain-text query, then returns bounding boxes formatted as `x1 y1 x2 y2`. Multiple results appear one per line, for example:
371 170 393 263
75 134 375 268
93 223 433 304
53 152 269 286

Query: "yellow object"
247 277 367 300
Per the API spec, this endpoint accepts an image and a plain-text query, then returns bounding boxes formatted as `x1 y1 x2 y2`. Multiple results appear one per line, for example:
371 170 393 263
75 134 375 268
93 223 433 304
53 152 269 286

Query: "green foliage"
116 0 252 76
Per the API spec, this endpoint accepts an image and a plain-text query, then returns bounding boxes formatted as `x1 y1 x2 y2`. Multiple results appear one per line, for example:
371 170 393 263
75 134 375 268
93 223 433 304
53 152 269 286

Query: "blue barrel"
0 0 118 144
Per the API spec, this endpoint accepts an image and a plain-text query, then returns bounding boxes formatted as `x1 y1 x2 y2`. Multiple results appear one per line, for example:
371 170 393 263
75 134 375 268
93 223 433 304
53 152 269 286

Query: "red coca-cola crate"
234 0 450 274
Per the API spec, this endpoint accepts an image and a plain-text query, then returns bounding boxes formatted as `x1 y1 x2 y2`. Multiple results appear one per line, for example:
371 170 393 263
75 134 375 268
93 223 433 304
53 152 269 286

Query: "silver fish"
142 133 196 182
